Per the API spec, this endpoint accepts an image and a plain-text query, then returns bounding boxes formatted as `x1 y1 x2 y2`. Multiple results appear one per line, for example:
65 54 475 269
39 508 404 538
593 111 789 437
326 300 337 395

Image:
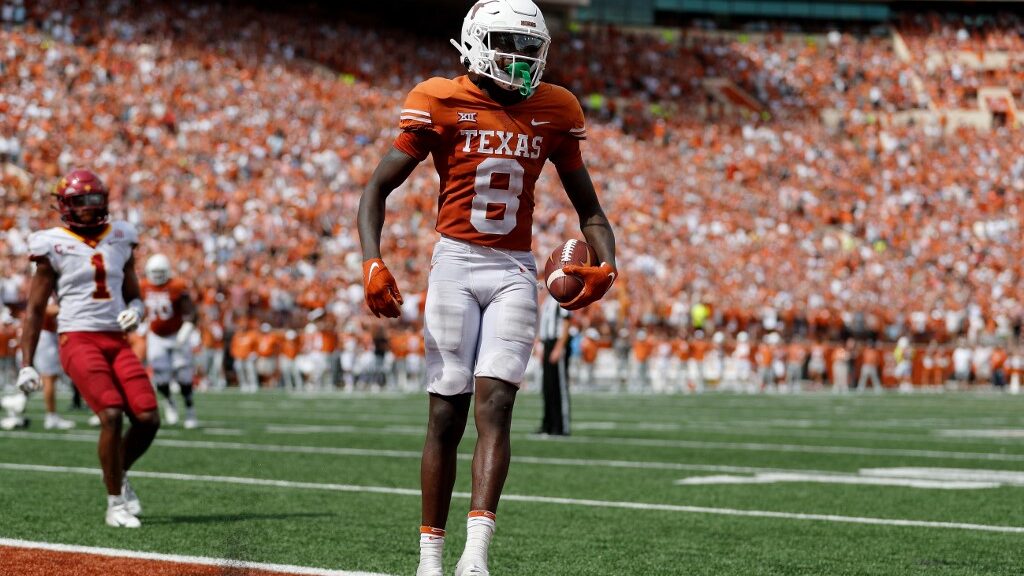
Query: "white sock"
460 511 496 568
107 494 125 508
417 526 445 574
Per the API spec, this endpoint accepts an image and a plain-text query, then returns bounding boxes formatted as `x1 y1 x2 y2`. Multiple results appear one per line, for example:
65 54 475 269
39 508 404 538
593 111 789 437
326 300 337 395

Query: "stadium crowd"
2 0 1023 393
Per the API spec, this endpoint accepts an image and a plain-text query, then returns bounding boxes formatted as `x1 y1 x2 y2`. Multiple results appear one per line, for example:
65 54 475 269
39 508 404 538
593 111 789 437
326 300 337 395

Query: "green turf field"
2 390 1023 575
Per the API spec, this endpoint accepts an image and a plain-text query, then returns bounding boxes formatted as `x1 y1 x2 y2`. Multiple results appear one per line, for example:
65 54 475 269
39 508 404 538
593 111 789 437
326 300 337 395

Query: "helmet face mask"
53 170 110 229
145 254 172 286
451 0 550 96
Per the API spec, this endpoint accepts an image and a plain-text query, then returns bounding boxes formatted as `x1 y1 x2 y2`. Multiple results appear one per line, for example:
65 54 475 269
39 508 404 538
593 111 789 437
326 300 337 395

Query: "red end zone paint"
0 539 395 576
0 548 313 576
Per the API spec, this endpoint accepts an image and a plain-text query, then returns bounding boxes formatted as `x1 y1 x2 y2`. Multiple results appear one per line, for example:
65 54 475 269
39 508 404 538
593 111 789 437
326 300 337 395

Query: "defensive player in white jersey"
358 2 616 574
140 253 199 429
19 169 160 528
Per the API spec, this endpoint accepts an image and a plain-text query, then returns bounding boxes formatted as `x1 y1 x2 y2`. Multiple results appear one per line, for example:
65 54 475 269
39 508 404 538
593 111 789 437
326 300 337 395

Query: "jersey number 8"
470 157 524 235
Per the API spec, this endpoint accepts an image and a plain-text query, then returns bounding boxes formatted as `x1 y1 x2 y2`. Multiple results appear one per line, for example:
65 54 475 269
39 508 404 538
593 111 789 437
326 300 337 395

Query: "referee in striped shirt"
538 290 571 436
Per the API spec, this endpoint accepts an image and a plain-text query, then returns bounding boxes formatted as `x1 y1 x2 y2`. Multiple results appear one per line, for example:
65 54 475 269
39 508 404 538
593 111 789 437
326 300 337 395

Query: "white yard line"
5 429 1024 467
0 537 395 576
674 473 999 490
2 462 1022 534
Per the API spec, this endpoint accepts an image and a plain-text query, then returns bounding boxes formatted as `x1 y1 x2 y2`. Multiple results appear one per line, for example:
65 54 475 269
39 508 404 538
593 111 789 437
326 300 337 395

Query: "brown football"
543 239 598 303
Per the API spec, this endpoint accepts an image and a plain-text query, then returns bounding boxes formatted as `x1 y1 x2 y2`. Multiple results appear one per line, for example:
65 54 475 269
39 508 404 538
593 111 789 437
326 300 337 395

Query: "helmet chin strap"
506 62 532 97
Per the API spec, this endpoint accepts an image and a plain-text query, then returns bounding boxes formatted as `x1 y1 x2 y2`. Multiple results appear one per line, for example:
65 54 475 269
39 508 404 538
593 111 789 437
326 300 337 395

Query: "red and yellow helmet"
53 169 109 229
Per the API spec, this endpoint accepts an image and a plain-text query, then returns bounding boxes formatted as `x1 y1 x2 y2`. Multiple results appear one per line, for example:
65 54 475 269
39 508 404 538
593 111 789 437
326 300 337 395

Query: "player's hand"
17 367 41 393
176 321 195 348
117 300 144 332
362 258 403 318
561 262 617 311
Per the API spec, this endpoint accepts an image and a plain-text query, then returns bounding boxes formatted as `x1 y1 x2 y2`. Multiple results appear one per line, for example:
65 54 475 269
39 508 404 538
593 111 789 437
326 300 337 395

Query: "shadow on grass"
144 512 333 526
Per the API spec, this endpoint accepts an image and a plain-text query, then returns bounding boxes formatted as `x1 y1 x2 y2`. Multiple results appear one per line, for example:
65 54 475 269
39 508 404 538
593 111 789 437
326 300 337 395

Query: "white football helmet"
450 0 550 96
145 254 172 286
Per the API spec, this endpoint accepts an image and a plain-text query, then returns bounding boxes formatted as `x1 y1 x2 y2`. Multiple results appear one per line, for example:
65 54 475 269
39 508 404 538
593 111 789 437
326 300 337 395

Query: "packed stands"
1 0 1022 390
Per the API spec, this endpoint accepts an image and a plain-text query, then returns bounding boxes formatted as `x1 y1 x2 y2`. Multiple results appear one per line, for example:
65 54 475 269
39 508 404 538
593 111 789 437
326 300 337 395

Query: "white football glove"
17 367 41 393
176 321 195 348
117 299 145 332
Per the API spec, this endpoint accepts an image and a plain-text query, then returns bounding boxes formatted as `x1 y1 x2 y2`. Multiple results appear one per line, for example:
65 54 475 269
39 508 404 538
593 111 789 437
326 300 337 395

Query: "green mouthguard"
506 62 532 97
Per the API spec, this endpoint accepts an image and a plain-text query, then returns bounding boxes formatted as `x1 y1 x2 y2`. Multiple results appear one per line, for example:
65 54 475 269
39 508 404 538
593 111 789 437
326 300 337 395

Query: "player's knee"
135 409 161 429
427 396 470 442
476 351 528 386
98 407 124 428
477 383 516 419
431 365 473 396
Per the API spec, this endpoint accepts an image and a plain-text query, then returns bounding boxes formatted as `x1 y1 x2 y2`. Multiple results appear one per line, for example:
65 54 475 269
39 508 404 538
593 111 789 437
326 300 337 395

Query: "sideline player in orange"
140 254 199 428
20 169 160 528
358 2 616 574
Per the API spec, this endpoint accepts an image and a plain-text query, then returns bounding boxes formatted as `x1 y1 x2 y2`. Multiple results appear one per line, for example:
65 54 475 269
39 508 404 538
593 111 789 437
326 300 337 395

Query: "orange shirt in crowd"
256 332 280 358
581 337 599 364
992 348 1008 370
390 333 410 359
281 334 301 359
634 339 655 362
861 348 881 367
201 321 225 350
230 329 258 359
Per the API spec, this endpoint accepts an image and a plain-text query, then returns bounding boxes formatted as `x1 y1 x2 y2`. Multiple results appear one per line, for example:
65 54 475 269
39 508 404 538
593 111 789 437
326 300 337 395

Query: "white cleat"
44 415 76 430
105 503 141 528
122 479 142 516
164 404 179 426
1 393 27 414
0 415 29 430
415 567 443 576
183 408 198 430
454 561 489 576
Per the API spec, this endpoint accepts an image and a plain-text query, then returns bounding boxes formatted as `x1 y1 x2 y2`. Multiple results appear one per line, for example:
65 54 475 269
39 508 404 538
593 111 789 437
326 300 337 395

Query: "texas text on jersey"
28 222 139 333
394 75 586 251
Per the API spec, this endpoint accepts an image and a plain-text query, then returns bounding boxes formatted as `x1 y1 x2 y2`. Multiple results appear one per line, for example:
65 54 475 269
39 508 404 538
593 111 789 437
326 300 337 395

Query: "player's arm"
357 147 421 318
176 292 199 346
117 253 146 331
559 165 616 270
559 164 618 311
20 259 56 370
358 147 421 260
17 259 57 392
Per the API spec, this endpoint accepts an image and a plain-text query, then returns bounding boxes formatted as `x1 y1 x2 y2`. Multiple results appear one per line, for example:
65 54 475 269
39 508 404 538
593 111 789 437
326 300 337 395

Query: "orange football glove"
363 258 403 318
561 262 617 311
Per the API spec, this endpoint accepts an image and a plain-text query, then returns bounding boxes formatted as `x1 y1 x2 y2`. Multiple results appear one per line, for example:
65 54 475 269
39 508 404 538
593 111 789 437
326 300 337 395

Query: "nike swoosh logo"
368 262 381 281
531 119 550 126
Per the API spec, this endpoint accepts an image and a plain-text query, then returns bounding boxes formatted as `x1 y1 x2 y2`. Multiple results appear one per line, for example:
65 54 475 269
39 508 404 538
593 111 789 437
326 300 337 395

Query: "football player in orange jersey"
141 254 199 429
358 2 616 574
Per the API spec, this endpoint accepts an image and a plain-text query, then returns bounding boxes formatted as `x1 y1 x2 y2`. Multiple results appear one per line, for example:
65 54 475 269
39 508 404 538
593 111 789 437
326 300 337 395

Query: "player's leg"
113 339 160 517
418 245 483 576
172 346 198 428
148 331 178 424
457 258 538 576
59 333 140 527
36 331 74 429
474 385 523 483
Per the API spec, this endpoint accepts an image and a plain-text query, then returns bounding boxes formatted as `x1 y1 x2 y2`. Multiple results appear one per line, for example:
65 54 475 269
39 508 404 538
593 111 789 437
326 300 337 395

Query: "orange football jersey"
395 76 587 251
140 278 189 337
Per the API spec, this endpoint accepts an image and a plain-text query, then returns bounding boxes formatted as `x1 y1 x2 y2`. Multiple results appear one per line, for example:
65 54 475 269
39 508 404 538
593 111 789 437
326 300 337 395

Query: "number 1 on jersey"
91 253 112 300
